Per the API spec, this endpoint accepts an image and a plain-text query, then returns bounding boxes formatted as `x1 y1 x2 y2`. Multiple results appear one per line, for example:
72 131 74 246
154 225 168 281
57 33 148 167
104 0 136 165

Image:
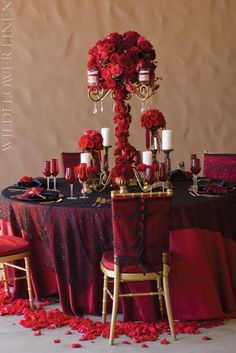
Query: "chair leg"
163 273 176 340
2 263 10 296
157 277 164 319
24 256 34 310
109 266 120 345
102 274 108 323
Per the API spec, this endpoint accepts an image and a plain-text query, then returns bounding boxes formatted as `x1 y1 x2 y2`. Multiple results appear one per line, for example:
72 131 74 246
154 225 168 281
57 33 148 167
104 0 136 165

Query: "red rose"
101 69 111 80
109 52 120 64
110 64 122 77
105 32 122 45
105 76 116 89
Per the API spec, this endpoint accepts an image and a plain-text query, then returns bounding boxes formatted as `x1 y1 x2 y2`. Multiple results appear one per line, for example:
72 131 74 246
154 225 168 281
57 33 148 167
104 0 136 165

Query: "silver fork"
97 198 106 207
92 197 101 206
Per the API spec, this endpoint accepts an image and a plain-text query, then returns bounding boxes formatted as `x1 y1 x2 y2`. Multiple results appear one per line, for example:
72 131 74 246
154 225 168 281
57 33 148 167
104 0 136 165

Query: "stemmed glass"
190 157 201 189
65 167 77 199
159 162 167 192
78 163 88 199
42 161 51 190
51 159 59 191
144 167 156 195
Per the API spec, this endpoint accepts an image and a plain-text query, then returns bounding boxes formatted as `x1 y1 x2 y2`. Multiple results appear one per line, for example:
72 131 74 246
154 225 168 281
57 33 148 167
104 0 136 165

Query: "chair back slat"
203 152 236 183
60 152 81 177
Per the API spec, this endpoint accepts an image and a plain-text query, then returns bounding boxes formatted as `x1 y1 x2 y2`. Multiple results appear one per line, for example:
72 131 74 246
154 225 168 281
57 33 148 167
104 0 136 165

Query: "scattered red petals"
71 343 82 348
141 343 149 348
202 336 212 341
121 340 131 344
34 330 41 336
0 283 231 346
64 330 72 335
53 339 60 343
160 338 170 345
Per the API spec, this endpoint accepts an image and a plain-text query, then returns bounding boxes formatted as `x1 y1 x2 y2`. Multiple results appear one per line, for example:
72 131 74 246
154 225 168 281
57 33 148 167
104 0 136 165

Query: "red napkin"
22 187 45 199
205 183 228 195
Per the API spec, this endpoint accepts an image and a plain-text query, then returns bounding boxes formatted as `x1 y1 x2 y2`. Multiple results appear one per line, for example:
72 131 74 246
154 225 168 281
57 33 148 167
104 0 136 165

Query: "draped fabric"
112 195 171 272
203 153 236 183
0 179 236 321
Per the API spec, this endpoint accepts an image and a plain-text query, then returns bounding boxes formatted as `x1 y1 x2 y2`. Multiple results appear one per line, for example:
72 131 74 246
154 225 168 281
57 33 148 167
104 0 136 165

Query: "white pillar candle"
101 127 110 146
80 152 91 167
142 151 152 165
162 130 172 150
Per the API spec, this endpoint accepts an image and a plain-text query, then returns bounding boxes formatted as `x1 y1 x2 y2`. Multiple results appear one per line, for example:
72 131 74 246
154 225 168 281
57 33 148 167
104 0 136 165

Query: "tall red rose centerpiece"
87 31 159 181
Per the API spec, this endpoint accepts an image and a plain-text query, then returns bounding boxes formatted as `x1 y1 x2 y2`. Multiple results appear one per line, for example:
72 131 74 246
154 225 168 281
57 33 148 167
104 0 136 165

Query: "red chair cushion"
101 250 162 273
0 236 30 257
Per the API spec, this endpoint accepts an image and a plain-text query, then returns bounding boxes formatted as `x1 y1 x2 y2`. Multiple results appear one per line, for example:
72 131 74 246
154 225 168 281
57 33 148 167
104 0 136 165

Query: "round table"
1 178 236 321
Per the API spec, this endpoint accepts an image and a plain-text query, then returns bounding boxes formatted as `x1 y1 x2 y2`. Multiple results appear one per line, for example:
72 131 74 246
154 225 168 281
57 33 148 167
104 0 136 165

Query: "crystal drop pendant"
93 102 98 114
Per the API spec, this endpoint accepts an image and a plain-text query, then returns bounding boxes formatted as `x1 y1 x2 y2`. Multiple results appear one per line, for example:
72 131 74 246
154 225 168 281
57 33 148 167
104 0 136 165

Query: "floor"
0 301 236 353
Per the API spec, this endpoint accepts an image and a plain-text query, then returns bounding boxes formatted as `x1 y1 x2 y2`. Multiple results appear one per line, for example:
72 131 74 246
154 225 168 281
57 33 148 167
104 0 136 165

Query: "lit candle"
142 151 152 165
162 130 172 150
101 127 110 147
80 152 91 167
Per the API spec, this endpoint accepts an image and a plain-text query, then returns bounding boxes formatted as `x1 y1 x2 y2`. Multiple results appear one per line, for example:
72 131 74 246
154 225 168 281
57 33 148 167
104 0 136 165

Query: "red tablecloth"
1 179 236 321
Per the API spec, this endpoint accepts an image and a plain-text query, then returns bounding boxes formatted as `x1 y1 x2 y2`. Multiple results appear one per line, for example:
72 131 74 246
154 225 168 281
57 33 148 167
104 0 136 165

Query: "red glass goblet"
159 163 167 192
190 157 201 188
78 163 88 199
42 160 51 190
65 167 77 199
51 159 59 191
145 166 157 194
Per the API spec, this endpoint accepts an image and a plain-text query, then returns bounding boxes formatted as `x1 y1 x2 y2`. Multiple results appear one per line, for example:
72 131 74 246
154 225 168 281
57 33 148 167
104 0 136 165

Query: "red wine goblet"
51 159 59 191
159 163 167 192
65 167 77 199
190 157 201 188
78 163 88 199
42 160 51 190
145 166 157 195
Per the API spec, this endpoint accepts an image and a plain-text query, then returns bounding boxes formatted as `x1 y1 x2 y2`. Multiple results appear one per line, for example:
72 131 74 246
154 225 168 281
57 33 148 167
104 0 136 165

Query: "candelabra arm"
92 172 111 192
88 88 112 102
133 167 148 192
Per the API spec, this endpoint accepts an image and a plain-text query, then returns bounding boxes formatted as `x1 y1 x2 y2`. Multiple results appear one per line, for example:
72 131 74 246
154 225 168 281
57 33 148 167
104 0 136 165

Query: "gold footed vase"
115 178 128 194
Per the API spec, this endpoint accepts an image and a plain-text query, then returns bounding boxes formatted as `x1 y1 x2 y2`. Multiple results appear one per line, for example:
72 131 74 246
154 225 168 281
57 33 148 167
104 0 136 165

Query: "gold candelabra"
87 68 159 106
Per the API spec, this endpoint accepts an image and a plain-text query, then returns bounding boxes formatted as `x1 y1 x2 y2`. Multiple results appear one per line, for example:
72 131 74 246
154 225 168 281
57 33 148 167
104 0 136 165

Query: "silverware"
97 198 106 207
40 197 63 205
92 197 101 207
189 190 219 198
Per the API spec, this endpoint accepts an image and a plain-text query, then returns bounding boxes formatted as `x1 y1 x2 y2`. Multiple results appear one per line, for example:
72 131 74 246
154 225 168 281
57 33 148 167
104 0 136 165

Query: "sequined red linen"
203 153 236 184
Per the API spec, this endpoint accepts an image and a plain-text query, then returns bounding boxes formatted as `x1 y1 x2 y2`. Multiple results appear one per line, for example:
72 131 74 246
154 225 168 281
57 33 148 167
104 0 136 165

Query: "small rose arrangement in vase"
79 130 103 170
111 155 134 193
140 109 166 151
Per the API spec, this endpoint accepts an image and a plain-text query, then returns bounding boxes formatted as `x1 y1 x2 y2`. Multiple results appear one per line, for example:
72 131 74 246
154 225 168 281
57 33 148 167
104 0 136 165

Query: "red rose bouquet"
88 31 157 94
111 163 134 181
79 130 103 151
140 109 166 150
